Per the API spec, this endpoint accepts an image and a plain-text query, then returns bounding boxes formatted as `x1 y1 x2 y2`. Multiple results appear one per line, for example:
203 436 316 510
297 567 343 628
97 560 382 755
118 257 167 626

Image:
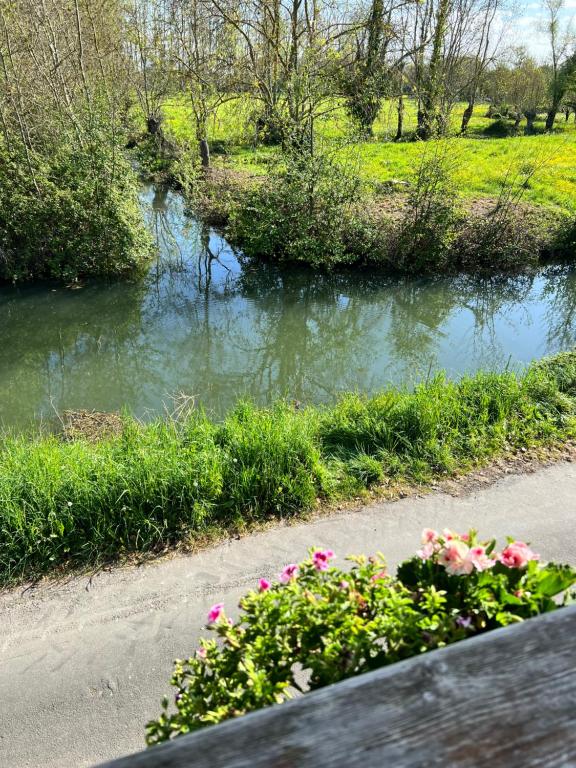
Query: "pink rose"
280 563 299 583
207 602 224 624
438 540 474 575
312 549 335 571
258 578 271 592
467 545 495 572
442 528 457 541
499 541 540 569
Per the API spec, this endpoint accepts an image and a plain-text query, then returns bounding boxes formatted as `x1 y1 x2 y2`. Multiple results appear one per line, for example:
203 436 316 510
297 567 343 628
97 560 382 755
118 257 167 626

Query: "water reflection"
0 185 575 430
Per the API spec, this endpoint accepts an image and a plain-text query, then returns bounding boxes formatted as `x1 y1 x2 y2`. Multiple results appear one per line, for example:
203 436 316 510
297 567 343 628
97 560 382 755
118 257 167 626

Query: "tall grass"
1 351 576 585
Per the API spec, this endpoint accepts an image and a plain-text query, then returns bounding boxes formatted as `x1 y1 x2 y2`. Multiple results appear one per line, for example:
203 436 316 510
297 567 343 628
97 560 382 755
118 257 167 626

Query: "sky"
511 0 575 61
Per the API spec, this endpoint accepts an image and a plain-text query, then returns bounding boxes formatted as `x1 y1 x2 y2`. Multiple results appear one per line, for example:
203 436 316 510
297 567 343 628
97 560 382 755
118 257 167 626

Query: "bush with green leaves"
146 528 576 744
229 149 367 268
394 144 463 272
0 138 151 282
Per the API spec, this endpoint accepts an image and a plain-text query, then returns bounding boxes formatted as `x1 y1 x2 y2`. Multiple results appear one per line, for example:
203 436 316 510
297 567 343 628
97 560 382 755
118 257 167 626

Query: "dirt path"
1 460 575 768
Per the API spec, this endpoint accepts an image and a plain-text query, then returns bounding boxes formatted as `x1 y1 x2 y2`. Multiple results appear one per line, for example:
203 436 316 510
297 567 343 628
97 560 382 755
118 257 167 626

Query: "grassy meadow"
162 97 576 214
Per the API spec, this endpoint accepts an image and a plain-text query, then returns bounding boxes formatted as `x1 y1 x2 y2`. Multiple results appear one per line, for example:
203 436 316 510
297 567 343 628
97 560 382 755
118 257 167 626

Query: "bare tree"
542 0 575 129
168 0 238 167
125 0 173 135
459 0 503 133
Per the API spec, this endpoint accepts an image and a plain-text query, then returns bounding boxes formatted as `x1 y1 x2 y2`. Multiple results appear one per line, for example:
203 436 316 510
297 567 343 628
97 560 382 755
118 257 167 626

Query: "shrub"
229 149 366 268
551 214 576 259
482 119 515 137
455 209 545 271
453 164 553 271
0 139 151 282
146 529 576 744
393 144 462 272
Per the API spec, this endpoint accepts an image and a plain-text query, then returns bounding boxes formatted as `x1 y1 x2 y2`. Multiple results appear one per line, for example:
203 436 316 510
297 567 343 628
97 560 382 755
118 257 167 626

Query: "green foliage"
394 144 462 271
146 531 576 743
163 97 576 215
1 352 576 584
229 149 366 267
0 139 151 282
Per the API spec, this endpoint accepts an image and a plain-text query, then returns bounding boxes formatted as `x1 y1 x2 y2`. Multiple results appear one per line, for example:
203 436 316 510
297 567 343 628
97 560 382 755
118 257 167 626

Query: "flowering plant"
146 532 575 745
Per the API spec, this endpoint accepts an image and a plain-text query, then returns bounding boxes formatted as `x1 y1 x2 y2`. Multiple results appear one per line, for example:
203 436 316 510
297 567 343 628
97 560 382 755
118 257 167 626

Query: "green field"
162 98 576 214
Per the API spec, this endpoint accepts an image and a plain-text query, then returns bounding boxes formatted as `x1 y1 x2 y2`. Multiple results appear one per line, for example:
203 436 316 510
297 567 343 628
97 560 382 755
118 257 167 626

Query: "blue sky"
511 0 575 60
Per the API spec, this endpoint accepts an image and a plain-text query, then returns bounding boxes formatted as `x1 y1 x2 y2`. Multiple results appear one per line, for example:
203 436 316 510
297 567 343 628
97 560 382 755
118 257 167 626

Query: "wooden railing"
98 604 576 768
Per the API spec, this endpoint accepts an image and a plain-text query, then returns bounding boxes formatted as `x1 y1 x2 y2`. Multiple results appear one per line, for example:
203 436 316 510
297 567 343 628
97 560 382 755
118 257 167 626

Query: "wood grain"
98 605 576 768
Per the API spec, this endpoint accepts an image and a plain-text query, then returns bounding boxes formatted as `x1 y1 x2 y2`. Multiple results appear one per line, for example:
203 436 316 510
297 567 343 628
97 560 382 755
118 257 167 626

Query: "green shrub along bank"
0 2 152 283
213 148 574 274
146 531 576 743
0 141 151 283
2 351 576 585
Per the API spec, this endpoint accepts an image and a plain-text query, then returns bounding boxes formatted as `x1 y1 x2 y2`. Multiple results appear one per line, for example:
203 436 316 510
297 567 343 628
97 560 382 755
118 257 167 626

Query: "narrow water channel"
1 184 576 431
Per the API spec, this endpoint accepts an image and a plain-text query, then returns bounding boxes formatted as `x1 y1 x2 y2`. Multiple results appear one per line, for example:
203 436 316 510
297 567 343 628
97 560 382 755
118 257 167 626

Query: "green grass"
2 351 576 585
161 97 576 214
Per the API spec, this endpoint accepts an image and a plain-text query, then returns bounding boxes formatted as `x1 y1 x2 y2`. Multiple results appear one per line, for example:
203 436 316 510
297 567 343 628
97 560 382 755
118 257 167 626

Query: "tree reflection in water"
1 186 575 431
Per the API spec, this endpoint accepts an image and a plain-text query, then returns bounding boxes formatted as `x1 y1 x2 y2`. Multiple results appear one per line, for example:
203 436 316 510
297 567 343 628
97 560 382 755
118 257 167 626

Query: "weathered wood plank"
98 605 576 768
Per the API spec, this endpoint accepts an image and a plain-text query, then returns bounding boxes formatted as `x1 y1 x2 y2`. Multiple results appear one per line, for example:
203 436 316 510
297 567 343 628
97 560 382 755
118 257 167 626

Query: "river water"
1 184 575 430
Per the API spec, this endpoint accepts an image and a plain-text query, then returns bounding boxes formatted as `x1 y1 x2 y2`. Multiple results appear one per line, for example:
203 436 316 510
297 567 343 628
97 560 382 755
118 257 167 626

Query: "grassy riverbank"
140 98 576 274
162 99 576 214
2 351 576 585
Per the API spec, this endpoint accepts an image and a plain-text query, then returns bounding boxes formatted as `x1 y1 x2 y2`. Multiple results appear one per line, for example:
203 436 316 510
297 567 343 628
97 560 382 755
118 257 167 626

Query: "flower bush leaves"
146 530 576 745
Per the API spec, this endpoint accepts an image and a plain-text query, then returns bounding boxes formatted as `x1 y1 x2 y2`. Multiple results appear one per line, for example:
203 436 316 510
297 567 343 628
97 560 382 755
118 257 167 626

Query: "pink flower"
421 528 439 544
207 603 224 624
461 533 470 542
438 540 473 575
417 541 436 561
499 541 540 569
442 528 457 541
197 647 207 659
258 578 271 592
312 549 335 571
467 546 495 572
339 580 350 590
370 570 388 582
280 563 299 583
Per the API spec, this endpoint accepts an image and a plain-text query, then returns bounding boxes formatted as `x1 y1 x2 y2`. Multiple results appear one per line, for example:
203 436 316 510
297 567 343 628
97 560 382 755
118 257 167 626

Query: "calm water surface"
1 185 576 430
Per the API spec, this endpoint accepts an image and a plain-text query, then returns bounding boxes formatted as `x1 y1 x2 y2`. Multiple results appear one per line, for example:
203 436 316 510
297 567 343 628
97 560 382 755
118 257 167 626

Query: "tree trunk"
545 108 557 131
147 115 163 135
199 138 210 168
460 99 474 134
525 111 536 134
415 0 450 140
394 92 404 141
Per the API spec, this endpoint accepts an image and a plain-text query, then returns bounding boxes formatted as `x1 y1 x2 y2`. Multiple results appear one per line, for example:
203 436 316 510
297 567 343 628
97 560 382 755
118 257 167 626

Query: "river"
1 184 575 430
